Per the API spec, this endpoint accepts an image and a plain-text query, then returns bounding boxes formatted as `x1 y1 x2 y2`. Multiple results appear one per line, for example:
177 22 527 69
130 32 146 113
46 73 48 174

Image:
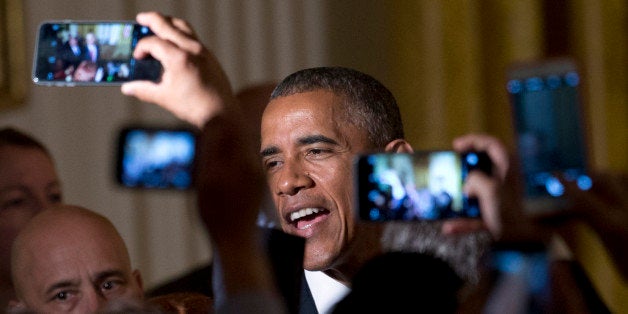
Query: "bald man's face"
11 208 143 313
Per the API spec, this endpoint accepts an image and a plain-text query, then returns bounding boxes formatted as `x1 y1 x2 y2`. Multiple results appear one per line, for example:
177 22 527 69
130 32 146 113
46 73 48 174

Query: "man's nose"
276 159 314 196
82 288 107 312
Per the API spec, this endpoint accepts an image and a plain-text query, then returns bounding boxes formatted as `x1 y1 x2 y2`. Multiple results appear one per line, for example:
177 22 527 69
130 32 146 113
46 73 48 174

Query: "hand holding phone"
355 151 492 222
33 21 162 86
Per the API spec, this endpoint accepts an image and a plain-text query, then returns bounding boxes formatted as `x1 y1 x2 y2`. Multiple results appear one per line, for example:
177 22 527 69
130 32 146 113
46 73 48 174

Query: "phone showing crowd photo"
355 151 492 222
115 126 196 190
507 58 592 216
32 21 162 86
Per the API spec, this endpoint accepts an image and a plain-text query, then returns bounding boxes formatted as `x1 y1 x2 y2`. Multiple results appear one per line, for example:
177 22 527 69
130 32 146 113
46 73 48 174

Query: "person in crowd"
560 171 628 280
8 204 216 314
8 205 145 313
331 251 464 314
260 68 508 313
146 82 280 299
122 11 509 314
544 171 628 313
123 12 290 313
0 127 63 310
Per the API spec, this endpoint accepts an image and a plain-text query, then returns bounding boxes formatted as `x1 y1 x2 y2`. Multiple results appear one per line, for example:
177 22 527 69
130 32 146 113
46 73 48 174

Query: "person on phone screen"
58 35 87 75
145 82 282 300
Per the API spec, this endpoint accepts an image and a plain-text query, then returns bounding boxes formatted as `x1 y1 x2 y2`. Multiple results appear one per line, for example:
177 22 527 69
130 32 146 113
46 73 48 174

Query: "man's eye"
53 291 69 301
48 192 63 204
307 148 331 156
102 281 116 290
264 159 282 170
101 279 125 294
3 197 26 208
0 196 30 211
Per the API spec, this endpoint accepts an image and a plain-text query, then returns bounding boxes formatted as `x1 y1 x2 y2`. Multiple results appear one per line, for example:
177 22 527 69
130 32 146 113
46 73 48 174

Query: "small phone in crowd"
355 151 492 221
115 126 196 190
507 58 592 216
32 21 162 86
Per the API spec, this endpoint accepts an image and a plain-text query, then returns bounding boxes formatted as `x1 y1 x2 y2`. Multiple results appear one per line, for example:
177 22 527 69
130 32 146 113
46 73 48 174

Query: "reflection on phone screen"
357 151 484 221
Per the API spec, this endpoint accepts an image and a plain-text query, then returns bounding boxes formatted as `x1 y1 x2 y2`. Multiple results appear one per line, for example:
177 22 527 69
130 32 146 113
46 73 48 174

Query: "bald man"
9 205 144 313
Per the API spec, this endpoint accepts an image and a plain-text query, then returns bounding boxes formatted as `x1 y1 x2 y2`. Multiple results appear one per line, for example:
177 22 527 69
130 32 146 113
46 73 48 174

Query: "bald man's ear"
133 269 144 296
384 139 413 153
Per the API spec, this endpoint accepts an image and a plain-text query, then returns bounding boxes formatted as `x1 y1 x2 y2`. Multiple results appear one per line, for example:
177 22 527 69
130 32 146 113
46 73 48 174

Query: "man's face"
85 33 96 45
0 146 61 282
13 216 143 313
261 90 371 270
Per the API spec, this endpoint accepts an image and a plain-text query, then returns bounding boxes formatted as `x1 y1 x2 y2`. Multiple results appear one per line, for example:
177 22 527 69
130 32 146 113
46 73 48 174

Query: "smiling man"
9 205 144 313
260 67 508 314
119 11 509 313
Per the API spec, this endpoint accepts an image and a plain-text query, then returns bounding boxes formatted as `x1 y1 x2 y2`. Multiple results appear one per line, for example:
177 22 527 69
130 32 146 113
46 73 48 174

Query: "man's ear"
384 139 413 153
133 269 144 296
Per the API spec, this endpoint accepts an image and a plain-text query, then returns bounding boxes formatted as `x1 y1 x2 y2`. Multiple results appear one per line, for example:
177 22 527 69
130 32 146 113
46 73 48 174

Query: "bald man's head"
10 205 143 313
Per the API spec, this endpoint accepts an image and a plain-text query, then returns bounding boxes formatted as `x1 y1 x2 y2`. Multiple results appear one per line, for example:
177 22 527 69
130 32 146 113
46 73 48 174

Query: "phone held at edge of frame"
506 58 592 217
32 21 162 86
355 150 492 222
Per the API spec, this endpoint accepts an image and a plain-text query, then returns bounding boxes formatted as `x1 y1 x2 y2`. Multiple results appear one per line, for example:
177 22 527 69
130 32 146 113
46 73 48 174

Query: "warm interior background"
1 0 626 311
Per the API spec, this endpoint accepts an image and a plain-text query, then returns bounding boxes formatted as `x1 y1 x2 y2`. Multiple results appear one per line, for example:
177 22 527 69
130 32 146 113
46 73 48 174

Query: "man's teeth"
290 208 321 222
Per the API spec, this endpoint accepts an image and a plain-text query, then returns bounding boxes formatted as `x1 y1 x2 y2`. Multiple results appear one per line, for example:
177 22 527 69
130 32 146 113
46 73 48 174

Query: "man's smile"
284 206 331 235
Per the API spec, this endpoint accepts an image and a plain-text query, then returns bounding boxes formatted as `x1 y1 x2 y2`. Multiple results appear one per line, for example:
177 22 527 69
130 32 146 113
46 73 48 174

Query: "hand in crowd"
121 12 235 128
122 12 283 313
440 133 510 239
561 171 628 280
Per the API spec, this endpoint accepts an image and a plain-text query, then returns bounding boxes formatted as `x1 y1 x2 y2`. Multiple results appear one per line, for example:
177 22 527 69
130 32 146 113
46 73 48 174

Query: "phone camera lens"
465 153 479 166
577 175 593 191
546 177 565 197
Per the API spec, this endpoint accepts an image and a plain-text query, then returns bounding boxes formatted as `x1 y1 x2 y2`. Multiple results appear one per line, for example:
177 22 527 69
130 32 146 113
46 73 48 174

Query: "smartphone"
32 21 162 86
506 58 592 215
115 126 196 190
355 151 492 221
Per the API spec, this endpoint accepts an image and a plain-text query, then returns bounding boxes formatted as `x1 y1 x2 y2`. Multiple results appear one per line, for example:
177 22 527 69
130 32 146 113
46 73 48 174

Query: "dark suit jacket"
298 272 318 314
148 228 308 314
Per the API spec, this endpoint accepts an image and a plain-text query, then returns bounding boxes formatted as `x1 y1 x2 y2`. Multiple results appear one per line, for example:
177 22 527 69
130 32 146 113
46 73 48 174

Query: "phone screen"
507 59 591 214
116 127 196 190
355 151 491 221
33 21 162 86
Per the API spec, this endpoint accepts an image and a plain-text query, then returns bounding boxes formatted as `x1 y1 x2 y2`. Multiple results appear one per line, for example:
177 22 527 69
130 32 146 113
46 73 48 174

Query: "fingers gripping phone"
33 21 162 86
355 151 492 221
507 58 592 216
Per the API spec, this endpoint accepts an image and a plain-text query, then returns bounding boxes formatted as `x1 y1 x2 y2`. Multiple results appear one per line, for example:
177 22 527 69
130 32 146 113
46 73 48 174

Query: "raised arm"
121 12 285 313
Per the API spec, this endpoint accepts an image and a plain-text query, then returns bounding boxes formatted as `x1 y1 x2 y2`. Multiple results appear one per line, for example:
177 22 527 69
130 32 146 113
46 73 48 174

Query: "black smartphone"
115 126 196 190
507 58 592 216
355 151 492 221
32 21 162 86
